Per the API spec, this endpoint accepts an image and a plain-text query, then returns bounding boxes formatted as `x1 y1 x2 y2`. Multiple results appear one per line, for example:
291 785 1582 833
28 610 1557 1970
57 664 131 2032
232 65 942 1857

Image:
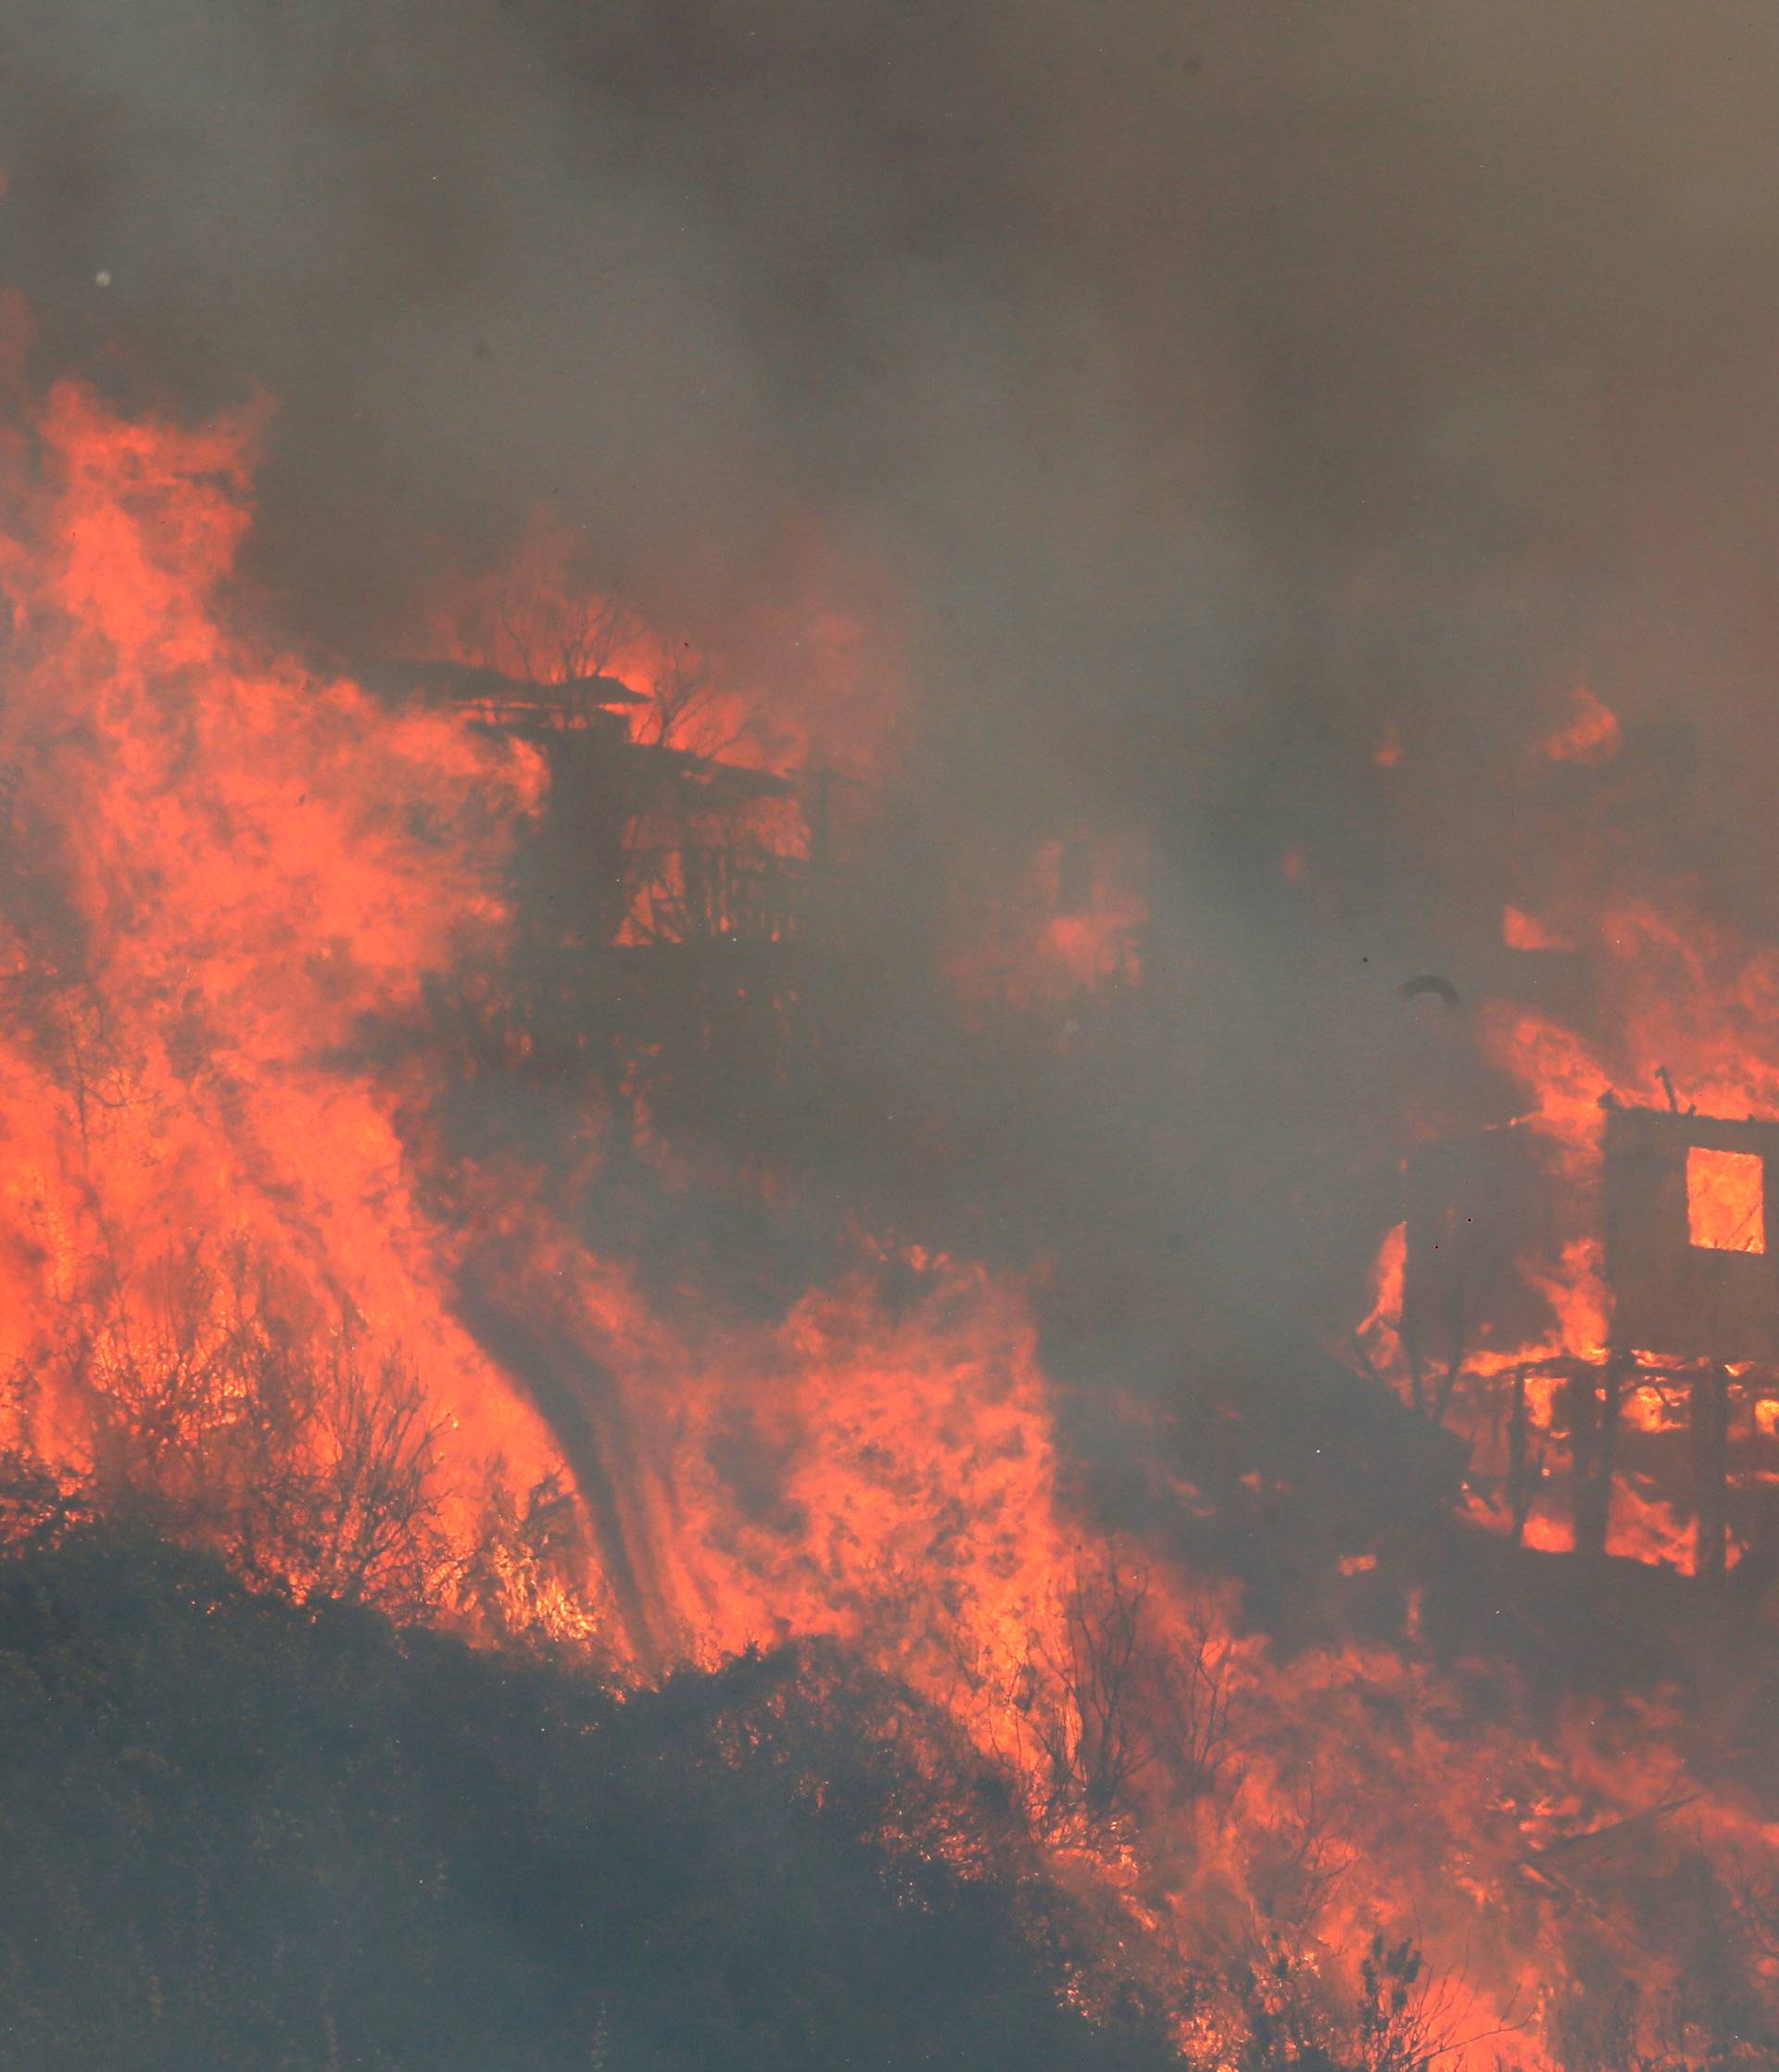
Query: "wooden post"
1568 1363 1597 1553
1601 1357 1624 1550
1571 1358 1624 1560
1508 1366 1533 1544
1693 1364 1731 1586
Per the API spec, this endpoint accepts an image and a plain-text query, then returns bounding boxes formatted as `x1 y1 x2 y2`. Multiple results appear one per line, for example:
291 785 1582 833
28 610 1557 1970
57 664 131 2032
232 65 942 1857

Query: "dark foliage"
0 1516 1176 2071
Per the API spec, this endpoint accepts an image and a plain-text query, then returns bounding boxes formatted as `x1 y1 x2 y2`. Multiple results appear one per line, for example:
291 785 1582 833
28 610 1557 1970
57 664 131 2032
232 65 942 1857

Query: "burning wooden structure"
377 657 819 946
375 658 845 1118
1401 1096 1779 1578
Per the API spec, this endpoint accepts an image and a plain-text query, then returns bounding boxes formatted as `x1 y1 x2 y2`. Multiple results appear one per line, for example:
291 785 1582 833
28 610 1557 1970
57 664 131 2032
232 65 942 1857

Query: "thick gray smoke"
6 0 1775 1541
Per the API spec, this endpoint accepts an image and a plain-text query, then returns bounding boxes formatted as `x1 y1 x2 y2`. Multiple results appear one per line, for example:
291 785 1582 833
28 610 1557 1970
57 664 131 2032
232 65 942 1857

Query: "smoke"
6 0 1779 1500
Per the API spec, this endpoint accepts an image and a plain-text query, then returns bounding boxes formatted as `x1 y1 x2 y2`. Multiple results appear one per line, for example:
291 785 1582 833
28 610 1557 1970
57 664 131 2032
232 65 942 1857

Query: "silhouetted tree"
1010 1548 1234 1834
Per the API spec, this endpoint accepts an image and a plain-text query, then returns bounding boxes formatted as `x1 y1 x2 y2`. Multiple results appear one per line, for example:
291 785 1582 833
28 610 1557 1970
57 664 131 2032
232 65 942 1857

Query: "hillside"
0 1517 1174 2071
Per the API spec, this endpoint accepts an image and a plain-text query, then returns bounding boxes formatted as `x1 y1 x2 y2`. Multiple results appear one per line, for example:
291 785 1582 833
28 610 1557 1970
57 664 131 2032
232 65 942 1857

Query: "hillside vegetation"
0 1509 1175 2071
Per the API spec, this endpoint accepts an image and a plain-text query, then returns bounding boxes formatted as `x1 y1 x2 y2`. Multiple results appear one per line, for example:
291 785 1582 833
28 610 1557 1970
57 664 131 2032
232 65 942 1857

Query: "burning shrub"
1003 1551 1236 1837
0 1231 607 1647
35 1240 453 1614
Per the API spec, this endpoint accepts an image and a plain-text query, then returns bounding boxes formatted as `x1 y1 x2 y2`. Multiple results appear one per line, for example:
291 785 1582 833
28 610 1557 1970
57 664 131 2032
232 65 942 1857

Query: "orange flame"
3 369 1771 2066
0 380 564 1562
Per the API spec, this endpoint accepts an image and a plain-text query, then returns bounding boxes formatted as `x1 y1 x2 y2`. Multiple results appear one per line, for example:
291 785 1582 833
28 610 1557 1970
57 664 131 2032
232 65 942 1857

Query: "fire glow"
1687 1146 1765 1254
3 353 1778 2068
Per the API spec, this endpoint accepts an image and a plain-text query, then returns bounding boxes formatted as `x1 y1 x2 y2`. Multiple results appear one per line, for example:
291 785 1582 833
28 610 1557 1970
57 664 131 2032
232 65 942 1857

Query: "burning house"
1388 1065 1779 1581
369 653 850 1141
375 653 824 956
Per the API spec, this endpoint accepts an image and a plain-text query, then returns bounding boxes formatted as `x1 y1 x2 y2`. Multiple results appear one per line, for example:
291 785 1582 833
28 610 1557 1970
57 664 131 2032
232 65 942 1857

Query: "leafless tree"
42 985 140 1156
492 583 625 693
1234 1925 1510 2072
1032 1552 1152 1825
637 640 726 753
1010 1548 1235 1833
1248 1775 1356 1939
0 1439 89 1550
288 1339 448 1611
44 1239 456 1617
1353 1933 1476 2071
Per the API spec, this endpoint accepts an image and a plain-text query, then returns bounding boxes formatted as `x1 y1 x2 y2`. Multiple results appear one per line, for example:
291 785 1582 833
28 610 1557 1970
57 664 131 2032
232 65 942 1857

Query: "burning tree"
1007 1550 1234 1835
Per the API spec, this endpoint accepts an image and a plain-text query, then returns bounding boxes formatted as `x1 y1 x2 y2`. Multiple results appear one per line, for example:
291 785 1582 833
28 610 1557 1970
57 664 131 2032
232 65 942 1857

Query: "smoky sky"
7 0 1779 1377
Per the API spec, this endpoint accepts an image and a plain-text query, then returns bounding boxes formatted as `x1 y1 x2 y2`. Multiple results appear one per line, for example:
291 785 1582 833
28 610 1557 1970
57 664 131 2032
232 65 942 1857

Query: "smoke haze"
6 0 1778 1446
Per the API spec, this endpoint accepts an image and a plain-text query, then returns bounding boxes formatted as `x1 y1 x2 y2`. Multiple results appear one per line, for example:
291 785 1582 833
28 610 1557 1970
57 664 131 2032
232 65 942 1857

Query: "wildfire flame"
0 379 565 1560
0 363 1773 2067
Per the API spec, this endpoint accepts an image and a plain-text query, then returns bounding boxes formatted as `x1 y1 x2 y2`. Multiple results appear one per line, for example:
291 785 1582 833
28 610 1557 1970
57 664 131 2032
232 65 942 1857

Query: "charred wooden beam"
1693 1361 1732 1585
1508 1365 1534 1545
365 657 649 711
1571 1357 1624 1560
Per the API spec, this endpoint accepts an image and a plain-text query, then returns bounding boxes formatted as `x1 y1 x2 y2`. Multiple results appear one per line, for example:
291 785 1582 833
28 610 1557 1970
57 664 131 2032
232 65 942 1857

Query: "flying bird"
1399 974 1462 1012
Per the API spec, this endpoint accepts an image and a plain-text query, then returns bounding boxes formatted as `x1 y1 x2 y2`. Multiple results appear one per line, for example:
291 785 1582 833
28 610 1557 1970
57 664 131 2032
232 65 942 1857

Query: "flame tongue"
0 381 562 1523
